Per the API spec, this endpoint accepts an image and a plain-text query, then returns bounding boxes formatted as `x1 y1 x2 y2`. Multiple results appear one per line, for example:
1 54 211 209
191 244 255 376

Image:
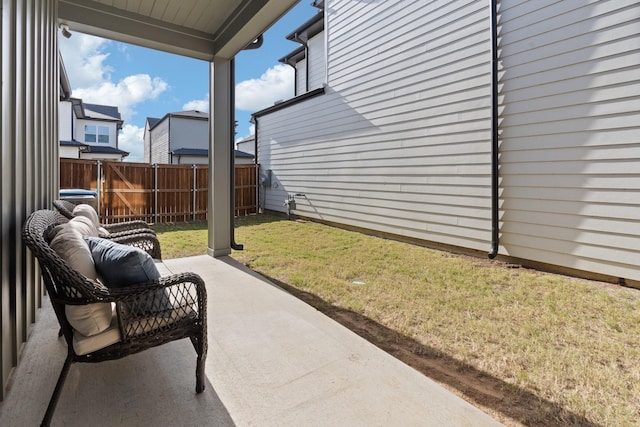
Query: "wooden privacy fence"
60 159 258 223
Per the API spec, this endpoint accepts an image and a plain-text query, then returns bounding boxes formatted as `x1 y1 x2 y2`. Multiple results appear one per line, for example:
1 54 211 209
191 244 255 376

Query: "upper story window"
85 125 109 143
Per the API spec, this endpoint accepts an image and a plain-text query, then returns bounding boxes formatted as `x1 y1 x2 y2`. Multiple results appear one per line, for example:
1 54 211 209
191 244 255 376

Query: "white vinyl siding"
173 154 207 165
59 100 73 140
296 59 307 94
307 31 325 90
170 117 208 150
144 125 151 163
499 0 640 280
150 119 170 164
260 0 492 251
259 0 640 282
59 146 81 159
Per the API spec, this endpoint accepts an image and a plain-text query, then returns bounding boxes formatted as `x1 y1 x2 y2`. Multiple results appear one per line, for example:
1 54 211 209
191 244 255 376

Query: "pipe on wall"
228 34 264 250
488 0 500 259
254 117 260 214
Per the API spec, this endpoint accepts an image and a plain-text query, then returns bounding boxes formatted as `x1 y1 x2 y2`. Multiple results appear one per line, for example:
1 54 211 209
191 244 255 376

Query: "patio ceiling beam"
58 0 299 61
58 0 216 61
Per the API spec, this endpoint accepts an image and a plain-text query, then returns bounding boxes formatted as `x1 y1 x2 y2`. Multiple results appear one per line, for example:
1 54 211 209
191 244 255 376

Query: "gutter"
59 53 72 100
254 118 260 214
488 0 500 259
228 35 266 251
229 58 243 250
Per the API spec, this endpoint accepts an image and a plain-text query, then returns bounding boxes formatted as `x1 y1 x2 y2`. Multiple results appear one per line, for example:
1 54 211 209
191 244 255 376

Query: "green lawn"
154 215 640 427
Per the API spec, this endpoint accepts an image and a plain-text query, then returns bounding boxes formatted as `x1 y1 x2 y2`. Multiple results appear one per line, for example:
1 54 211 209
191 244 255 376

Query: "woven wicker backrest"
52 199 76 220
23 209 110 304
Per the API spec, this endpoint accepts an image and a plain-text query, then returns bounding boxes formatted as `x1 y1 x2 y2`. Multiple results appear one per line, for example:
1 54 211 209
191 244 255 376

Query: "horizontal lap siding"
499 0 640 280
295 59 307 94
150 120 169 164
308 32 325 91
260 0 492 251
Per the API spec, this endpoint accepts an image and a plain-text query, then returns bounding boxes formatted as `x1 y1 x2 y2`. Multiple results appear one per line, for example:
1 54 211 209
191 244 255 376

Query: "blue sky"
59 1 319 162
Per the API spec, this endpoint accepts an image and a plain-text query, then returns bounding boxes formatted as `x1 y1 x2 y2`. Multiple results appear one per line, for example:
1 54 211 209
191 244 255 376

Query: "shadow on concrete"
264 275 598 427
0 301 236 427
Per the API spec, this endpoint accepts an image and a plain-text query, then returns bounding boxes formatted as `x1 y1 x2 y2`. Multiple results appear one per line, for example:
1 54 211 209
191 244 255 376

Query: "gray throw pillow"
83 236 171 316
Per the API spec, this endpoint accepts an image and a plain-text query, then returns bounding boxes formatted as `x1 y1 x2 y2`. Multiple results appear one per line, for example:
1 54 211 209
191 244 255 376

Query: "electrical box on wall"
261 169 272 187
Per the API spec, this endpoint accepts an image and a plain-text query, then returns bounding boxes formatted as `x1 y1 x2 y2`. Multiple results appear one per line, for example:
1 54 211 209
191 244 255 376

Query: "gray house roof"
83 103 122 120
85 145 129 156
147 117 161 128
171 110 208 119
171 148 208 156
235 150 254 158
279 45 306 66
60 139 88 148
285 11 324 43
171 148 254 158
148 110 208 131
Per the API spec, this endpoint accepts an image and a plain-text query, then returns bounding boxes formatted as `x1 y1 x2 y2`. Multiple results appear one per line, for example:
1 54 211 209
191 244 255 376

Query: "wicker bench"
53 199 156 237
23 209 207 426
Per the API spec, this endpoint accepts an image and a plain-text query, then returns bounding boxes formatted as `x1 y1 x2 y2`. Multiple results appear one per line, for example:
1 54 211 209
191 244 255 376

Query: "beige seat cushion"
74 262 194 353
72 204 100 226
49 218 112 337
72 203 110 237
73 304 122 355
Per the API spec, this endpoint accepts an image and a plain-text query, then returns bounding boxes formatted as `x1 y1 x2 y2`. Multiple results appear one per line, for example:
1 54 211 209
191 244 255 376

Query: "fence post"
255 164 260 215
154 163 158 224
96 160 101 218
192 164 197 221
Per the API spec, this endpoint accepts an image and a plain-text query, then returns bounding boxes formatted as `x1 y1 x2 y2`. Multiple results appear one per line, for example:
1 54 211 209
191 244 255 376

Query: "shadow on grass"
263 274 598 427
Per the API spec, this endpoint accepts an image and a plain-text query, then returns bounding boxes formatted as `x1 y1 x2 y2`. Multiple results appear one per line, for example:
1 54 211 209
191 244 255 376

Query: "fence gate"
101 162 155 223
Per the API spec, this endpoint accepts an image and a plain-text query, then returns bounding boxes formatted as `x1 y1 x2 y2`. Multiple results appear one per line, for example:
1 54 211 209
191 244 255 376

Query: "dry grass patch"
156 215 640 426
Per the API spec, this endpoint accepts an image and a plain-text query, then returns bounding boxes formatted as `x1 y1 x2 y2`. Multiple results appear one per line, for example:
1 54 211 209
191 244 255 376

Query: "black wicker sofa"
22 209 207 426
53 198 157 239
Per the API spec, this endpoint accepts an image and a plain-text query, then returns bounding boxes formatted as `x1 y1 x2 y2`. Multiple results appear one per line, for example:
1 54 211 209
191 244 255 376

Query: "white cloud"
182 94 209 112
119 124 145 163
235 124 256 143
59 33 112 88
235 64 294 112
60 33 169 123
73 75 168 122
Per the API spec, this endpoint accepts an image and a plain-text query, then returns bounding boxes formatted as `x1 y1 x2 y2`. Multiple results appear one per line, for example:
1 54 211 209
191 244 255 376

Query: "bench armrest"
109 232 162 259
108 272 207 339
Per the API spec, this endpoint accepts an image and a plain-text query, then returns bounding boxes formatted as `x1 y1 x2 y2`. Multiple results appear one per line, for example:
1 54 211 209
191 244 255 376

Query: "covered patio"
1 1 502 424
0 255 501 426
1 0 299 399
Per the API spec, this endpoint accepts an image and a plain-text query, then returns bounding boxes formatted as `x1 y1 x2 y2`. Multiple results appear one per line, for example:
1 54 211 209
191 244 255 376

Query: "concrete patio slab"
0 255 502 426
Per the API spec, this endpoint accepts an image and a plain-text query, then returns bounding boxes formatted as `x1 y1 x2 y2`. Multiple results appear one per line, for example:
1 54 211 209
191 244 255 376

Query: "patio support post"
207 57 232 257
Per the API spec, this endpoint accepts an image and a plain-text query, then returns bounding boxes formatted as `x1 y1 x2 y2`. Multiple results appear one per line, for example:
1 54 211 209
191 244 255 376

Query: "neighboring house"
253 0 640 284
144 110 255 165
278 3 325 95
235 135 255 156
59 97 128 161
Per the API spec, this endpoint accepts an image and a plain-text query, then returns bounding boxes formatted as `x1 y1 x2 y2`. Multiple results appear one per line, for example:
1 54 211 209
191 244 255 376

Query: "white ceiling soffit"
58 0 299 61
